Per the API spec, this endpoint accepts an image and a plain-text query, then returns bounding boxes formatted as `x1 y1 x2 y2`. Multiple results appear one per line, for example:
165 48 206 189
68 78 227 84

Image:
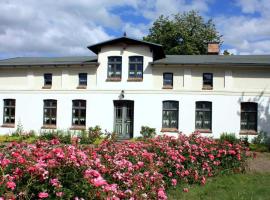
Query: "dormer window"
107 56 122 81
203 73 213 90
128 56 143 81
43 73 52 89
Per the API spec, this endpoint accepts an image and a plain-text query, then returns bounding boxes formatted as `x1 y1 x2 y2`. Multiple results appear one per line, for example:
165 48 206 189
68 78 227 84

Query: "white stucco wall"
0 90 269 139
96 44 153 90
0 44 270 139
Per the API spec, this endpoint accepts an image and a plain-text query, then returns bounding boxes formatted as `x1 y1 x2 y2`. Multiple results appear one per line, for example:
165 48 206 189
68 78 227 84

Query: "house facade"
0 36 270 139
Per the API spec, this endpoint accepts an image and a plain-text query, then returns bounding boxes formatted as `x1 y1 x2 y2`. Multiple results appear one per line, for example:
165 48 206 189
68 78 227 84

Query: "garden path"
247 152 270 173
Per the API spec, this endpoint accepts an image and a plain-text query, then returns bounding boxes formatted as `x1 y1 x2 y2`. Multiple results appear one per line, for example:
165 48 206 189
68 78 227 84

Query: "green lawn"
167 173 270 200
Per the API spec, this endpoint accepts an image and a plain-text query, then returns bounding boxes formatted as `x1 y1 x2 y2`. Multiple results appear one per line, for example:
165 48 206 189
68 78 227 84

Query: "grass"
167 172 270 200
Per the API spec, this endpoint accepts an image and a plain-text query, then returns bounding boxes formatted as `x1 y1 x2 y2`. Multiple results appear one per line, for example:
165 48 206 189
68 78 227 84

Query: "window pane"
203 73 213 87
163 73 173 86
44 73 52 85
79 73 87 85
195 101 212 130
162 101 178 129
3 99 15 124
108 56 122 78
240 102 257 131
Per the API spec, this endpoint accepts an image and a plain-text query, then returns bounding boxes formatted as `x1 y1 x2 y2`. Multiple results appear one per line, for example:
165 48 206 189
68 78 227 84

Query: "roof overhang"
87 36 165 60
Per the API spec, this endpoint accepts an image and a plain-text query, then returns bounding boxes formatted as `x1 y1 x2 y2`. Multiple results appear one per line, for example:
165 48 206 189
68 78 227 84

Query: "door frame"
113 100 134 139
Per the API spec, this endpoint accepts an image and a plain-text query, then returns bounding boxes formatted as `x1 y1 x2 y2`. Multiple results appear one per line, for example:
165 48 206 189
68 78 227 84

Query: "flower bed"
0 132 251 199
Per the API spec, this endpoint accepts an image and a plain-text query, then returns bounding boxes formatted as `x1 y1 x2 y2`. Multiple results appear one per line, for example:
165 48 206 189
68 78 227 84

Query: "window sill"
127 78 143 82
162 85 173 89
1 124 15 128
70 126 86 130
196 129 212 133
239 130 257 135
76 85 87 89
41 125 57 129
202 86 213 90
106 77 121 82
42 85 52 89
161 128 179 132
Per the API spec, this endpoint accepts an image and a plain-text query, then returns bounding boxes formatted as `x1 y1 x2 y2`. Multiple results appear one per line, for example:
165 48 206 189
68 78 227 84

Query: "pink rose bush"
0 132 250 199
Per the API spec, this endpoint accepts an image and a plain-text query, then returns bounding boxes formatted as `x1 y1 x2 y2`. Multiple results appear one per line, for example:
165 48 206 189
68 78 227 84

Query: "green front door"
114 100 134 139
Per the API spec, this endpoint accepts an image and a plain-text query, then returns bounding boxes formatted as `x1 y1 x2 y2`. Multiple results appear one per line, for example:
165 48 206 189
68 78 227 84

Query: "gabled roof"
153 55 270 66
0 56 98 67
87 36 165 60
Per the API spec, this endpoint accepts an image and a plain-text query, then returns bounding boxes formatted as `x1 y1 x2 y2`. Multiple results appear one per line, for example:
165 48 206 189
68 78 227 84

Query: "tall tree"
143 11 222 55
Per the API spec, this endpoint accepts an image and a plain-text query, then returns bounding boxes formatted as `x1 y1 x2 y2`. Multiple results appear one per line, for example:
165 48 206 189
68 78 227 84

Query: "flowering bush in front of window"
0 132 251 199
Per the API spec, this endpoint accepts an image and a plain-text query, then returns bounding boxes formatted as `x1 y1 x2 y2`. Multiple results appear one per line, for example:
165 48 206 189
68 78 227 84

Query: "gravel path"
247 152 270 173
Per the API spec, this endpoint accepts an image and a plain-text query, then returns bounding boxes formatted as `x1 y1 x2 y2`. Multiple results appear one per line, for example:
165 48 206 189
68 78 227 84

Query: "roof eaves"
151 62 270 66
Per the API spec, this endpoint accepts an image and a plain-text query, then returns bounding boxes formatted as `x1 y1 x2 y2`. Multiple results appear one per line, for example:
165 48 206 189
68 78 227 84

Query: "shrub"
39 130 73 144
78 126 103 144
0 133 251 199
140 126 156 139
220 133 238 144
251 131 270 151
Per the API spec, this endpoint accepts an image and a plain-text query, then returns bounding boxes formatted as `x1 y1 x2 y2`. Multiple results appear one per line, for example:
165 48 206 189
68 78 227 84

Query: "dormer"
87 36 165 61
87 36 165 89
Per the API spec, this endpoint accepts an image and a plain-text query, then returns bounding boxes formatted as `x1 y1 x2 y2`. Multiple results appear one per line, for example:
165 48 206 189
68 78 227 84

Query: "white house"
0 36 270 139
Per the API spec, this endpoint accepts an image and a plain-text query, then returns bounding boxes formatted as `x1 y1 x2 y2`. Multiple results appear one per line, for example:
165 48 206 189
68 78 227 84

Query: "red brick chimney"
207 42 219 55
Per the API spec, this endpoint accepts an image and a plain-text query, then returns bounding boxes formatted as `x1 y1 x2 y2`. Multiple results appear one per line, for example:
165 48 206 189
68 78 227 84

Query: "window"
44 73 52 86
241 102 257 131
129 56 143 79
108 56 122 79
162 101 179 129
3 99 15 124
163 73 173 88
203 73 213 89
43 100 57 126
195 101 212 131
79 73 87 86
72 100 86 126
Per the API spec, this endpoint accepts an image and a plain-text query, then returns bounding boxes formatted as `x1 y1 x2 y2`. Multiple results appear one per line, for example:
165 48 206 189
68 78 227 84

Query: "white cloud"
5 0 270 57
215 0 270 55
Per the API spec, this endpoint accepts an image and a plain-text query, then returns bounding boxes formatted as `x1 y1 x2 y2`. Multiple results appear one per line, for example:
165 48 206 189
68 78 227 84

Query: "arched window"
241 102 257 131
43 99 57 126
3 99 16 124
195 101 212 130
72 100 86 126
162 101 179 129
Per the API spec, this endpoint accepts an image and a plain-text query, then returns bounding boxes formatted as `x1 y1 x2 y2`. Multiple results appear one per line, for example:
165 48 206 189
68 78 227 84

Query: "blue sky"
0 0 270 58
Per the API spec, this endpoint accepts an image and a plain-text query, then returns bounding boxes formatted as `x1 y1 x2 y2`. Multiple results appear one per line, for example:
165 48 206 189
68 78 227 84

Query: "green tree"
143 11 222 55
223 49 233 55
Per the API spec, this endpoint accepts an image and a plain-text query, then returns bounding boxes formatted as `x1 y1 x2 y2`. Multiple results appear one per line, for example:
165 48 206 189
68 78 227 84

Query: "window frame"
128 56 143 80
163 73 173 89
107 56 122 80
44 73 52 86
78 73 88 86
43 99 57 127
240 102 257 132
202 73 213 90
72 100 86 127
3 99 16 125
162 100 179 130
195 101 212 131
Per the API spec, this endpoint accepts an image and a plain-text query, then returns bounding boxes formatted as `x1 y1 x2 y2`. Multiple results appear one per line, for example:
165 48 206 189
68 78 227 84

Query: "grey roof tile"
153 55 270 65
0 56 97 66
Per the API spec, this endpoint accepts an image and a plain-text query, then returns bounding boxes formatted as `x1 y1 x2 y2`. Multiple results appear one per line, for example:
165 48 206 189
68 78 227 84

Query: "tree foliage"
143 11 222 55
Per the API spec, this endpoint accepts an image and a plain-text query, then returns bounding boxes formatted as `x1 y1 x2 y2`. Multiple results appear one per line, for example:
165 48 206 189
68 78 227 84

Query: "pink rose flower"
183 188 189 192
38 192 49 199
171 179 177 186
6 181 16 190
